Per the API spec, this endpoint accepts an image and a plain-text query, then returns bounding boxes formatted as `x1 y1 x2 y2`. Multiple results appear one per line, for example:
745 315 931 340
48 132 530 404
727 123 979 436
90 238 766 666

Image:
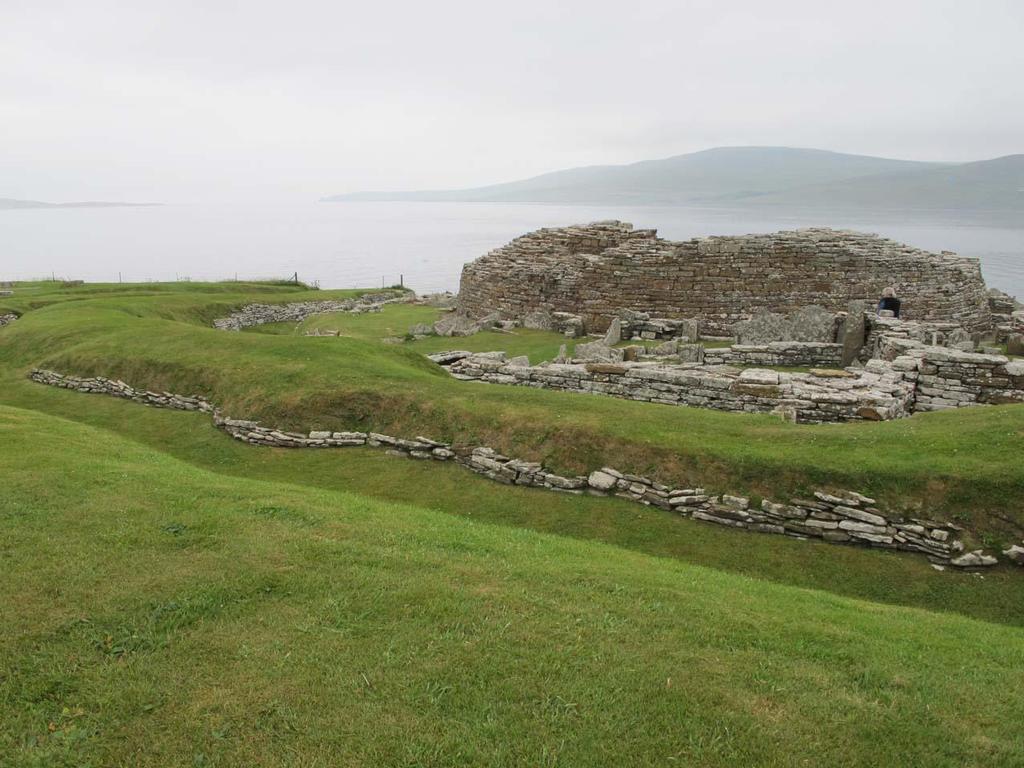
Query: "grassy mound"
2 281 1023 539
2 404 1023 767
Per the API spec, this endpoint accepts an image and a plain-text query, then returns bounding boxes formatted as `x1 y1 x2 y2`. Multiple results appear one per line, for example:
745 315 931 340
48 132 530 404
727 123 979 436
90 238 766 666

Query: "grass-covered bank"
2 404 1023 767
8 372 1024 627
2 280 1023 538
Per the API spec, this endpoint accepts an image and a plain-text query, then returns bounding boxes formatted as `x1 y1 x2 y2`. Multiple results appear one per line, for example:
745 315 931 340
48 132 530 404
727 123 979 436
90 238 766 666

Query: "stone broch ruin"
457 221 992 335
441 220 1024 423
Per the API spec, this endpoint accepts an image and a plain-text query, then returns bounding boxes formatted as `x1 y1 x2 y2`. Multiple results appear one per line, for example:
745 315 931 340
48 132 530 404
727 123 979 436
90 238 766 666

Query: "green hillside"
2 280 1024 764
2 281 1024 535
3 405 1024 766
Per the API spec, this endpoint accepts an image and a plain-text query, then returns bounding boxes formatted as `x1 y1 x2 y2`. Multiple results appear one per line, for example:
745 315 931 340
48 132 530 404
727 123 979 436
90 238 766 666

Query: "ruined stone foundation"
457 222 992 335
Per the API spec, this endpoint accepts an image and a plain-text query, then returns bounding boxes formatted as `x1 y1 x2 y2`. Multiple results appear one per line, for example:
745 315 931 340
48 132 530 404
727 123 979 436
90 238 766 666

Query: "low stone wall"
444 345 1024 421
911 349 1024 411
30 369 216 412
0 312 17 327
31 367 995 568
212 291 407 331
445 354 913 423
704 342 843 368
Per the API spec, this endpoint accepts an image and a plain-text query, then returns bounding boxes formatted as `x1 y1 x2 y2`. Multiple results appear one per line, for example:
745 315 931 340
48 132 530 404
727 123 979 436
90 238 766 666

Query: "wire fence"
9 271 410 291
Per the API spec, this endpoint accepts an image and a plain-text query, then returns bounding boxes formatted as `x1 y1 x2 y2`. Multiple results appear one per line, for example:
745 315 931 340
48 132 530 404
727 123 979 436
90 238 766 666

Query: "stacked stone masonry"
31 367 995 567
907 349 1024 411
0 313 17 327
213 290 408 331
457 222 992 335
441 342 1024 421
703 342 843 368
443 352 913 423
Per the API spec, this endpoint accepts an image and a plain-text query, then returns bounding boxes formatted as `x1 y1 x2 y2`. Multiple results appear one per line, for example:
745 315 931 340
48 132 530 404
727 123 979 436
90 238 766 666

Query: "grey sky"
2 0 1022 203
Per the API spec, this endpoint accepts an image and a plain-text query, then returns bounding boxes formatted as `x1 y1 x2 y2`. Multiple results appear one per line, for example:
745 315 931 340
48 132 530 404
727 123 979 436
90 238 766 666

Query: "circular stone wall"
456 221 992 334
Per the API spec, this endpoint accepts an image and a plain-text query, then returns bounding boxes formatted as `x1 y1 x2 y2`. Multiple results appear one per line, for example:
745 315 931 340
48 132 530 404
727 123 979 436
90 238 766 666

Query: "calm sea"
2 202 1022 298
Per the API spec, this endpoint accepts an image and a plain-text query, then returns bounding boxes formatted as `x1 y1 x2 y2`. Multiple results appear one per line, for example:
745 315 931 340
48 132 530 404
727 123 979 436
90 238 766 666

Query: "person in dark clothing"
877 286 901 318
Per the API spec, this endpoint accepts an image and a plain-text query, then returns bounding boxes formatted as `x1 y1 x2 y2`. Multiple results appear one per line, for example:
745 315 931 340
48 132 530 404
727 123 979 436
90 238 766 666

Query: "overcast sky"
2 0 1022 203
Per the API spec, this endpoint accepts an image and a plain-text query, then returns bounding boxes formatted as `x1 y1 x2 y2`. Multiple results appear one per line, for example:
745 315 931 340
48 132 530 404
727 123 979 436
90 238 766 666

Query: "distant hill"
323 147 947 205
736 154 1024 211
322 146 1024 212
0 198 160 210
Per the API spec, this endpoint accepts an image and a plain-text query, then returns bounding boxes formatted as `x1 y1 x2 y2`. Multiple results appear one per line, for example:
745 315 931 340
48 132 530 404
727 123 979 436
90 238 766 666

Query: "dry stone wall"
458 222 992 335
703 342 843 368
443 353 913 423
31 367 992 567
213 290 407 331
911 350 1024 411
0 313 18 327
436 323 1024 421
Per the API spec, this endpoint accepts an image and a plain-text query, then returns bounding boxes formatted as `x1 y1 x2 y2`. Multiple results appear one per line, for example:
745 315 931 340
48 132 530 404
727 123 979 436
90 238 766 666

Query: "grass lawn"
254 303 580 364
2 404 1024 767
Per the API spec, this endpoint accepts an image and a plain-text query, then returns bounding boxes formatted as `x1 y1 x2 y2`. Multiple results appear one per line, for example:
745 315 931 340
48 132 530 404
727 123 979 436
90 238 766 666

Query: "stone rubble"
0 312 18 327
417 291 457 309
619 311 700 342
212 290 408 331
1003 544 1024 566
30 367 997 568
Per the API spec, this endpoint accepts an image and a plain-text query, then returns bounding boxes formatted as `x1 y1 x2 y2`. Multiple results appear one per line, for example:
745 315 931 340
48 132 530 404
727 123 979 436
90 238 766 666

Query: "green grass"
2 404 1023 767
254 303 580 364
2 281 1024 539
9 370 1024 628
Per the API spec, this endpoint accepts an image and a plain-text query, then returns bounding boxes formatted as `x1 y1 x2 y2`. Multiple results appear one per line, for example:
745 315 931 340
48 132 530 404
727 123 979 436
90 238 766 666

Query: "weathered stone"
603 317 622 345
575 339 623 363
737 369 780 386
839 302 867 366
522 310 554 330
720 494 749 510
427 350 473 365
736 305 840 345
587 470 619 491
838 519 888 534
677 344 705 364
434 313 484 337
1002 544 1024 565
950 550 998 568
833 505 886 526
